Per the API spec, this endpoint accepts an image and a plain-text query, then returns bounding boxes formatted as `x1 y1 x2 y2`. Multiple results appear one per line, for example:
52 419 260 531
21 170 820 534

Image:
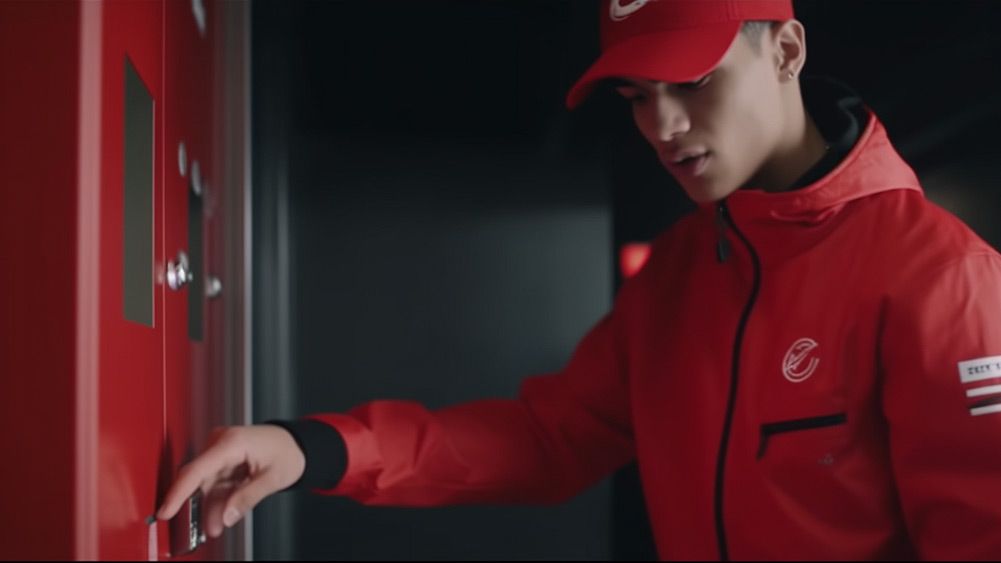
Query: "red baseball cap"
566 0 794 109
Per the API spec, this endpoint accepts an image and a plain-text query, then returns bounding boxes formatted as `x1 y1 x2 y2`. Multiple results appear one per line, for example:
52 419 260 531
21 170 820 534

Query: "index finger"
156 445 230 520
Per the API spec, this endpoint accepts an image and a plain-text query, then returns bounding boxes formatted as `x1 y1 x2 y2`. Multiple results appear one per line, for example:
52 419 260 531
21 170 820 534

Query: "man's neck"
742 99 829 193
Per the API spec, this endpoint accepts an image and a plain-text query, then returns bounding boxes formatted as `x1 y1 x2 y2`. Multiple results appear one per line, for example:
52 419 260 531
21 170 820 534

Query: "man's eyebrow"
606 78 641 89
606 73 711 90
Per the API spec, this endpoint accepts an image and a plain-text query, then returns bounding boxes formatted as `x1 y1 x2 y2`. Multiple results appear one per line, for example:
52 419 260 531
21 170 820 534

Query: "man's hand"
156 425 306 538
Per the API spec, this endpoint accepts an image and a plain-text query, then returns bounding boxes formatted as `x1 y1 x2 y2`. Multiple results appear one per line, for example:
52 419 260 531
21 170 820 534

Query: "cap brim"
565 20 742 110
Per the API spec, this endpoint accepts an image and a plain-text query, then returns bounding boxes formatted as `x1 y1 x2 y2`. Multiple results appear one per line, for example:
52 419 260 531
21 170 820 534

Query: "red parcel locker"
0 1 249 559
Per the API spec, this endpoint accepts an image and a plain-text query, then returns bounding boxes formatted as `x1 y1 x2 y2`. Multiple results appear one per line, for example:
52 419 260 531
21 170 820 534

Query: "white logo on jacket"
609 0 652 21
783 338 820 383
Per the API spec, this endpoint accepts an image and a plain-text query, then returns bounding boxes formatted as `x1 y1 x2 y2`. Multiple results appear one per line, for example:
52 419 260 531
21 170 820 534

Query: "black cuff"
264 418 348 491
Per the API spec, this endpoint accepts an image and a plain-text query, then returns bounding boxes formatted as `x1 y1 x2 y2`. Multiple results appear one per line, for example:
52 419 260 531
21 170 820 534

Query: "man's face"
612 30 785 203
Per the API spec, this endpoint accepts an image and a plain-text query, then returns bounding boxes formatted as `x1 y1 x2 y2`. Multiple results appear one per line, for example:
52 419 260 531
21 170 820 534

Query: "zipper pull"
716 202 731 263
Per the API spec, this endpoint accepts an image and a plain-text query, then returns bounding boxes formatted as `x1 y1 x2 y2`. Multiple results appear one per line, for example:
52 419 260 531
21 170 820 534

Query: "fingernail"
223 507 241 528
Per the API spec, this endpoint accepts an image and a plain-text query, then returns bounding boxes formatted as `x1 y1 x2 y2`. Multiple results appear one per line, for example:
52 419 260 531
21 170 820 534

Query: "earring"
786 70 796 79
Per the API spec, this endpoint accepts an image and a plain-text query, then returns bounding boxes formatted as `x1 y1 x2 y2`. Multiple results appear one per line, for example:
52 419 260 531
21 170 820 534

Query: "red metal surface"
96 1 166 559
163 0 223 559
1 1 237 558
0 2 82 559
77 0 104 557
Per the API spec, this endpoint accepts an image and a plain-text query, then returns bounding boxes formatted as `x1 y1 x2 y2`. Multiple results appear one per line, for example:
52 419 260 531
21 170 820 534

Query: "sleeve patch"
958 356 1001 416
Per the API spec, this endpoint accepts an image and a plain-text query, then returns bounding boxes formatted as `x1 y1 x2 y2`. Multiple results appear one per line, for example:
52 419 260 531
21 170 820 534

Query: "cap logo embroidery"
609 0 652 22
783 338 820 383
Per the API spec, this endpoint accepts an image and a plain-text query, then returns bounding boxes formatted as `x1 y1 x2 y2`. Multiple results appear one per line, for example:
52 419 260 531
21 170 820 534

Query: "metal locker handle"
168 491 207 557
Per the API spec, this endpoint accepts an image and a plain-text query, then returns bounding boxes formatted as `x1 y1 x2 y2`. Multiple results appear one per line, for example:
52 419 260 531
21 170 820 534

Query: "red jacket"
307 111 1001 559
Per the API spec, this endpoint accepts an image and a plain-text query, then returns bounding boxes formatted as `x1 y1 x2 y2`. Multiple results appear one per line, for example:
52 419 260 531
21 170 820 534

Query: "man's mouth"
667 151 712 177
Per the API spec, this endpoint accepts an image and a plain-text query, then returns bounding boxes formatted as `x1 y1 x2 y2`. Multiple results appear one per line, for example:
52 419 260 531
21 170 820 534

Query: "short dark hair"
740 21 774 54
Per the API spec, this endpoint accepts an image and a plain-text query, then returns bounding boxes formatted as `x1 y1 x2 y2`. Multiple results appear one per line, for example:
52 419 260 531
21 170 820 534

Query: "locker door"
96 1 167 559
0 0 244 558
163 0 224 559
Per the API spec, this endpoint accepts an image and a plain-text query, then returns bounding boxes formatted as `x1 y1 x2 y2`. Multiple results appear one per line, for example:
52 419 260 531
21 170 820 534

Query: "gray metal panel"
122 57 154 327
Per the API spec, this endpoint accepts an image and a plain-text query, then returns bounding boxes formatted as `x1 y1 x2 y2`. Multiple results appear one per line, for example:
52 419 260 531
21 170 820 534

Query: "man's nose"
654 94 690 141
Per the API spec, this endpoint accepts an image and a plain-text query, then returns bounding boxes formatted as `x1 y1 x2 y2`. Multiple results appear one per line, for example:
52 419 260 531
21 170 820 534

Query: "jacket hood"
715 76 922 222
695 79 924 266
722 111 923 226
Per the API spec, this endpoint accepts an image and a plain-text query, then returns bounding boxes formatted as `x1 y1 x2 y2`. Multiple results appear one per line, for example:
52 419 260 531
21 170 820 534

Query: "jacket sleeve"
302 291 637 507
881 252 1001 559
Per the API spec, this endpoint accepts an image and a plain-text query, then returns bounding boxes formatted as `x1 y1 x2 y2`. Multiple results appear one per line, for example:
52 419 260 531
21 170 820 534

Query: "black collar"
788 75 866 190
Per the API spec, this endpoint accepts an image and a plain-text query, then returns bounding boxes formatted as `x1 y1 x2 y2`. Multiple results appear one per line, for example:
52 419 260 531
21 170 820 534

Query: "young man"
158 1 1001 559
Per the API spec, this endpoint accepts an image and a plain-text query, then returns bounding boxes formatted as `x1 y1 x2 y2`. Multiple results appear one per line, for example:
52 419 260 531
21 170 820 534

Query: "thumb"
222 473 282 528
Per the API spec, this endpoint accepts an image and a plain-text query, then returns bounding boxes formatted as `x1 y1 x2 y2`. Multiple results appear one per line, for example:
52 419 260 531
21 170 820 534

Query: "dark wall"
254 1 620 560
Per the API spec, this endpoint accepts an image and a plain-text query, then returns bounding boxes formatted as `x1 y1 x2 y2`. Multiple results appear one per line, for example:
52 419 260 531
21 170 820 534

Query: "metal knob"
206 276 222 299
167 251 193 291
190 160 202 196
178 141 188 177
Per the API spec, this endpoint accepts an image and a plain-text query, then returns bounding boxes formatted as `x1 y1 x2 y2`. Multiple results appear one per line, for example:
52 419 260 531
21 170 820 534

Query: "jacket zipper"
713 200 761 561
756 413 847 459
715 203 732 263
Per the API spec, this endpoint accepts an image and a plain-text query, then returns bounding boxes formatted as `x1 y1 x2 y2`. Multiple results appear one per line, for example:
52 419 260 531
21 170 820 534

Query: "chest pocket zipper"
757 413 847 460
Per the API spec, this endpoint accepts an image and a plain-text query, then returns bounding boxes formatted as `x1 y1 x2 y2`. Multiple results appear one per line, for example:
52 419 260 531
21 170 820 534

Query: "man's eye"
677 74 712 91
615 89 647 103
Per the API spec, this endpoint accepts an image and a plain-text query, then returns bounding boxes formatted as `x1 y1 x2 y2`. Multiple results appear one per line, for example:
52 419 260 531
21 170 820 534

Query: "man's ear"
772 19 807 80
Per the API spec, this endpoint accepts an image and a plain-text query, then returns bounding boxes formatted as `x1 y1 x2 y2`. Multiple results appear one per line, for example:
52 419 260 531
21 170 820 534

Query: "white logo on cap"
783 338 820 383
609 0 652 22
